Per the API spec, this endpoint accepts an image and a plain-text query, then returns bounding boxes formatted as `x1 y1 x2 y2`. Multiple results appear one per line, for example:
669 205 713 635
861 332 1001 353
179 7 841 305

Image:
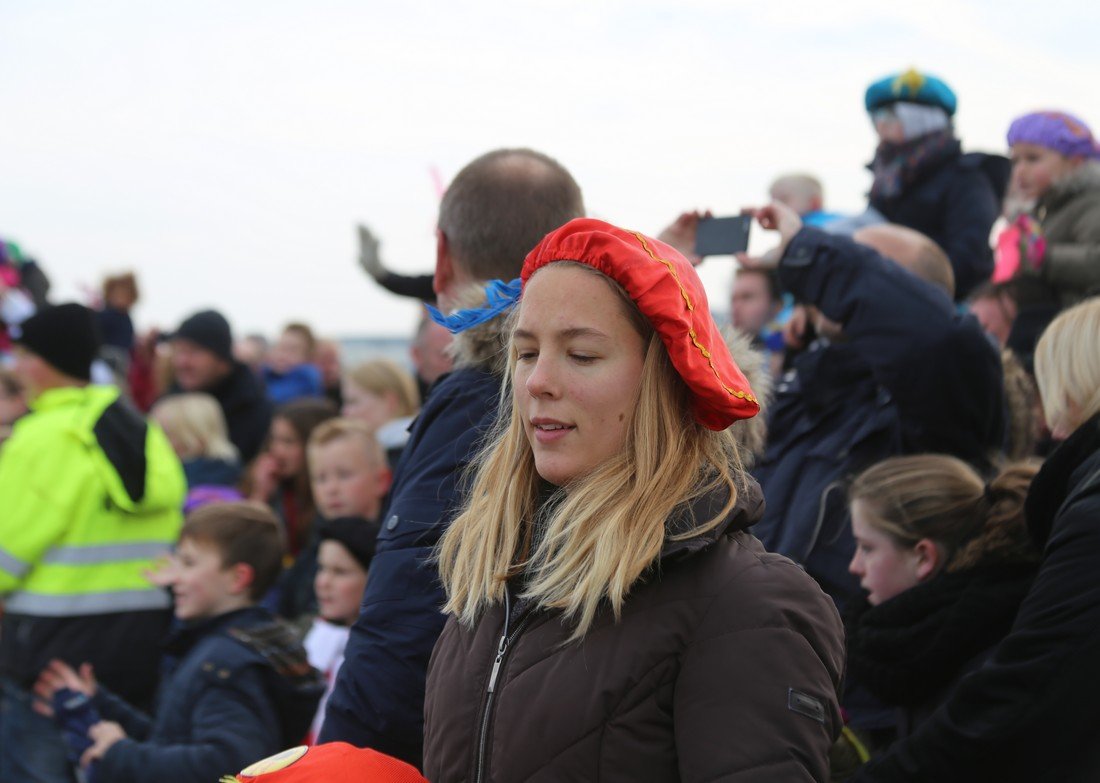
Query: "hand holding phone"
694 215 752 258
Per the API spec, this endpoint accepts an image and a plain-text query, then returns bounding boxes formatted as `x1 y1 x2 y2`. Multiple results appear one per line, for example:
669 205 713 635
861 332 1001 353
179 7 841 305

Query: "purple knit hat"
1007 111 1100 159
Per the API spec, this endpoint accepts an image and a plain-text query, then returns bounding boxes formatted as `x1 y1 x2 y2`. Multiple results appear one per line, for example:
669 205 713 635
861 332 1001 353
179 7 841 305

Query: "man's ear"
434 229 453 298
913 538 942 582
229 562 256 597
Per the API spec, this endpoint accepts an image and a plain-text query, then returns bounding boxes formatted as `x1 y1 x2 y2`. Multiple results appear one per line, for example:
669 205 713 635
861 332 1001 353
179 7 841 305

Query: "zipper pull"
487 634 507 693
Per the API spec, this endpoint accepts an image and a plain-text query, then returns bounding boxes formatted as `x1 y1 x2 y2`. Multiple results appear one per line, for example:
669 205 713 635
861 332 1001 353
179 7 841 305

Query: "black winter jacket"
754 229 1005 608
855 414 1100 782
869 150 1008 300
94 607 323 783
165 361 272 463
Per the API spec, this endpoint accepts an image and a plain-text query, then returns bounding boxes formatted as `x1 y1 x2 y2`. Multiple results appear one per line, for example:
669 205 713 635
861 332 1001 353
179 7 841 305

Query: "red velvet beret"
521 218 759 430
229 743 428 782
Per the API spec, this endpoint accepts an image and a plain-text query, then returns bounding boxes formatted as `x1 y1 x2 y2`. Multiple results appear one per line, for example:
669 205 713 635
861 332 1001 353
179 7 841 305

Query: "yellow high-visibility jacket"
0 384 186 702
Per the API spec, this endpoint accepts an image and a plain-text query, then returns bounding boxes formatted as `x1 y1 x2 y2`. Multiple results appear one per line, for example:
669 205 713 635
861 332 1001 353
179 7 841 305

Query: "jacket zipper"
474 585 534 783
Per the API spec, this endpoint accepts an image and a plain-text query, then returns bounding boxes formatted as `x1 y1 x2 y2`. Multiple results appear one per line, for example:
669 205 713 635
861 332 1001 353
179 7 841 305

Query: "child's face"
268 418 305 480
309 437 389 520
1010 142 1079 202
847 500 923 606
269 331 311 374
340 383 394 433
314 540 369 625
172 537 248 621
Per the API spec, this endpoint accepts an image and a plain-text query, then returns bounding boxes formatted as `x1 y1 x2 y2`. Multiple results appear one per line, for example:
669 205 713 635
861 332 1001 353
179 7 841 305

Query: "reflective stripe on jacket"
0 385 185 614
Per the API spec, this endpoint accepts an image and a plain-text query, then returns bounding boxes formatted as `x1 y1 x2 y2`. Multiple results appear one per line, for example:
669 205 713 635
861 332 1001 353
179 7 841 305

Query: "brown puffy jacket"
423 482 845 782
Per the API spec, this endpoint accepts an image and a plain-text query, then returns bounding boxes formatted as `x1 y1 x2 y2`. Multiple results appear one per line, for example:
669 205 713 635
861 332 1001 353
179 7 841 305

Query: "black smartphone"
694 215 752 257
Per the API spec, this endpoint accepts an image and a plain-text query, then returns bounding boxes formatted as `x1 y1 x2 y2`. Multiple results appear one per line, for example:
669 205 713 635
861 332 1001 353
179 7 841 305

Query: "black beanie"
15 303 101 381
318 517 380 572
170 309 233 362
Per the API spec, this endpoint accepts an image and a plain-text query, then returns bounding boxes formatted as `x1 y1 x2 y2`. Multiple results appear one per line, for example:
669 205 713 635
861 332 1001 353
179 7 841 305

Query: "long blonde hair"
437 264 744 641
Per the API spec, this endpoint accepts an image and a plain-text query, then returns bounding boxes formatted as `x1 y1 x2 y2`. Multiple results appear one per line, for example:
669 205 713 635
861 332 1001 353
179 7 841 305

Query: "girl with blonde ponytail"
423 219 845 783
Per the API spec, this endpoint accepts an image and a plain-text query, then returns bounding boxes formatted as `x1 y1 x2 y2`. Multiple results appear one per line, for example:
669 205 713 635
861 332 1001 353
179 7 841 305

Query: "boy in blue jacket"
34 502 324 783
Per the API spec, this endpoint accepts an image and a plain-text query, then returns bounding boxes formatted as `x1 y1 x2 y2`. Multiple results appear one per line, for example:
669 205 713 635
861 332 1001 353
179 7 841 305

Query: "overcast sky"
2 0 1096 338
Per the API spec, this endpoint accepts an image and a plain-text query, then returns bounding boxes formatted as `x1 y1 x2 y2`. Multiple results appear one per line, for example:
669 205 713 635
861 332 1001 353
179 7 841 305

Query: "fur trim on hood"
721 326 772 468
446 282 514 376
1043 160 1100 212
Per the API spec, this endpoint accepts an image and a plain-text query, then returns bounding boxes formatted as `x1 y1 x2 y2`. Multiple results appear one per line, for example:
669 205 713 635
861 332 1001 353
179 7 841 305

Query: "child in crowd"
303 517 378 742
96 272 139 354
262 323 324 405
248 399 337 558
845 456 1040 739
268 418 390 620
34 502 324 783
308 418 391 522
341 358 419 467
1002 111 1100 359
0 366 27 444
152 393 243 511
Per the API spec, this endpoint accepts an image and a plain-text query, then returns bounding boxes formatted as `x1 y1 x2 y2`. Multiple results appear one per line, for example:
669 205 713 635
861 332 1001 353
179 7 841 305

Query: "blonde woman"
856 297 1100 782
424 219 844 782
151 392 240 490
341 358 420 466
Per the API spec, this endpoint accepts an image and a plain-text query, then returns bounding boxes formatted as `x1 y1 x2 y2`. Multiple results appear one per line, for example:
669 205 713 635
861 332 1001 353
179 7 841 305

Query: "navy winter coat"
870 152 1008 301
753 229 1005 608
855 415 1100 782
319 366 500 766
93 607 323 783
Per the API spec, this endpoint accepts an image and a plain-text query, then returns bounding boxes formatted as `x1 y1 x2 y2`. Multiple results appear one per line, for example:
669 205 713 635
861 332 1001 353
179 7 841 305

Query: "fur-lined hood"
722 326 773 467
445 283 513 377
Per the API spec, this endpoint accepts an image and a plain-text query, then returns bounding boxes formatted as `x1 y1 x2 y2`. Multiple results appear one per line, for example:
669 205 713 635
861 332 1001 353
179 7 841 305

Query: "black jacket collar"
1026 413 1100 548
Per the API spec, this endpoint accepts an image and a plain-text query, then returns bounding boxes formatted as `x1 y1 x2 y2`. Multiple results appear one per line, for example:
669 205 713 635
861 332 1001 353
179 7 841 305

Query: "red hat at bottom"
226 743 428 783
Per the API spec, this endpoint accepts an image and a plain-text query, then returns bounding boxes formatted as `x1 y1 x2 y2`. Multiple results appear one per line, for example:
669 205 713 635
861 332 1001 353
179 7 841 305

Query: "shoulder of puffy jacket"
696 533 842 639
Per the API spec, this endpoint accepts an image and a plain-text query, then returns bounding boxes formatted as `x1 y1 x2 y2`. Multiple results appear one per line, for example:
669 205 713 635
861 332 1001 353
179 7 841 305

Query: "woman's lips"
531 419 574 444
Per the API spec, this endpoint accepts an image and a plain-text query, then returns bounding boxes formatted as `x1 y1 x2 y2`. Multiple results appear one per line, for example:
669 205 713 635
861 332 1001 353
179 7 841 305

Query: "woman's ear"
912 538 942 582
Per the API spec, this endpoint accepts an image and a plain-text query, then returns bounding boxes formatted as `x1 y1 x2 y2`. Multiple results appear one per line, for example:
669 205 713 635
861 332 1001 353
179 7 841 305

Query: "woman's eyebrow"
513 326 609 341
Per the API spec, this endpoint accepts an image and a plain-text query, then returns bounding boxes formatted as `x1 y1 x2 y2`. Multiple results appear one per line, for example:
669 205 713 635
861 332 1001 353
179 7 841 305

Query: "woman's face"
848 499 923 606
314 540 369 625
341 383 393 433
268 417 305 479
513 264 647 487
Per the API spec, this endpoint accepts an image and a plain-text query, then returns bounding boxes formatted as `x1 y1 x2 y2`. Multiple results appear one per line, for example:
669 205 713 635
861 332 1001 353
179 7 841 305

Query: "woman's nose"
526 356 560 398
